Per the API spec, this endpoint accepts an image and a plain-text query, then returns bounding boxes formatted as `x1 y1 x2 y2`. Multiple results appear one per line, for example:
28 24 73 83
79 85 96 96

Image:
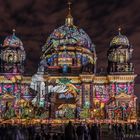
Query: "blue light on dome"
43 25 95 53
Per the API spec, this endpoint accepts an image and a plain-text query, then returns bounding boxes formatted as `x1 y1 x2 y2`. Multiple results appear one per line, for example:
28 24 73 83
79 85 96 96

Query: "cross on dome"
12 29 16 36
65 0 73 26
118 27 122 35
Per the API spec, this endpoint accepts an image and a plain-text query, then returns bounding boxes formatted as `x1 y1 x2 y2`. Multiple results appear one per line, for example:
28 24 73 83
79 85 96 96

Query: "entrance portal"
49 93 78 119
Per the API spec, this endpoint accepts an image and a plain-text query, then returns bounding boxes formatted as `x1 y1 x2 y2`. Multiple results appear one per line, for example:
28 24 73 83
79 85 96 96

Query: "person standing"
76 123 85 140
83 123 89 140
64 121 76 140
108 123 112 135
128 123 133 137
124 123 128 136
90 123 98 140
114 123 118 138
118 124 124 140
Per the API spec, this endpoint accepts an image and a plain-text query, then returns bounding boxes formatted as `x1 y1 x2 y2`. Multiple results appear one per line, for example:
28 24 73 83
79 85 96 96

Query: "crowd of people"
65 121 100 140
0 121 139 140
108 122 140 139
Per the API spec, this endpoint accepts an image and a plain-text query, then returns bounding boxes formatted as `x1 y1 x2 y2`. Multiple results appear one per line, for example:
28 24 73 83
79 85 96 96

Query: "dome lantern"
65 0 74 26
12 28 16 36
118 27 121 35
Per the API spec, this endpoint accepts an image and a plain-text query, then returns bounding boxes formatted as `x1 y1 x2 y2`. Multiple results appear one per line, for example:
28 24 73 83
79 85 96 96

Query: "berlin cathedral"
0 2 137 121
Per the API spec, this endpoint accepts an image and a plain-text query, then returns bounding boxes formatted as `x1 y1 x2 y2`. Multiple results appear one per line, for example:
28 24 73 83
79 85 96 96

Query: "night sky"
0 0 140 99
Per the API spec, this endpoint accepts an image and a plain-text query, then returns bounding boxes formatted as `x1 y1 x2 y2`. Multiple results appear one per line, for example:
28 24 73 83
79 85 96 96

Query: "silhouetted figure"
64 121 76 140
90 123 99 140
128 123 133 137
45 133 51 140
52 133 58 140
76 123 85 140
114 123 119 138
118 124 124 140
15 126 24 140
124 123 128 135
83 124 89 140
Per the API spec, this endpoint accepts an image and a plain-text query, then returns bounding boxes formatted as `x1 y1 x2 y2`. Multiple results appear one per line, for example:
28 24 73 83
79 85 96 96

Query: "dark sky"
0 0 140 99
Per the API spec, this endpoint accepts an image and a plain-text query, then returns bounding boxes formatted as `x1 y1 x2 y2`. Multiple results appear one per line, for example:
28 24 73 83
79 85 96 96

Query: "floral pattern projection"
116 83 134 95
95 84 110 103
30 76 80 107
48 78 80 100
0 83 31 98
0 81 32 117
110 83 134 95
107 99 134 120
90 85 109 119
47 78 81 119
107 83 135 120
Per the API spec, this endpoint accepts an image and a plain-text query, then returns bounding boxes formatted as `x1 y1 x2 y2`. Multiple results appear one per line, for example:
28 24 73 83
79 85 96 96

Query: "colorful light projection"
0 83 32 101
50 78 80 99
4 73 22 83
83 84 91 108
42 24 96 67
43 25 95 52
110 83 134 95
108 101 133 120
95 84 110 103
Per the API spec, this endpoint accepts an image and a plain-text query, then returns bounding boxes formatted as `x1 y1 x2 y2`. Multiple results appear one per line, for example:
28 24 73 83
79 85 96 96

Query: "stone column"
82 83 85 108
115 82 117 95
1 83 3 94
90 83 93 108
50 93 56 119
37 81 40 106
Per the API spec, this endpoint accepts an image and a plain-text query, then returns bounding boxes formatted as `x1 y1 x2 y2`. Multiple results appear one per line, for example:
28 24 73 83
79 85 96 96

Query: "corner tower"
0 29 26 74
107 28 137 121
107 28 134 74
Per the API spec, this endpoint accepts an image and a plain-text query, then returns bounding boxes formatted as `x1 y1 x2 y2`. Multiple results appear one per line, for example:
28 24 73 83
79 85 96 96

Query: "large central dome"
40 4 96 75
42 25 95 54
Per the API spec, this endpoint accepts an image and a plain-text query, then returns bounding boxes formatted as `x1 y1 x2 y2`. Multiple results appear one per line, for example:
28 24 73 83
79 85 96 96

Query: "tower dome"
3 29 24 50
41 2 96 75
110 28 129 46
0 29 26 73
107 28 134 74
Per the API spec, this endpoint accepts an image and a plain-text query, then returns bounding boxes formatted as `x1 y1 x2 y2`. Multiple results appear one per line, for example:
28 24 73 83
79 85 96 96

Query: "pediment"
2 93 15 100
115 92 131 98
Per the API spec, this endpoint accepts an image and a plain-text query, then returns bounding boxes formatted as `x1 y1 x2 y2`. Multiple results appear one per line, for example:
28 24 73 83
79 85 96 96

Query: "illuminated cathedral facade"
0 3 137 120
